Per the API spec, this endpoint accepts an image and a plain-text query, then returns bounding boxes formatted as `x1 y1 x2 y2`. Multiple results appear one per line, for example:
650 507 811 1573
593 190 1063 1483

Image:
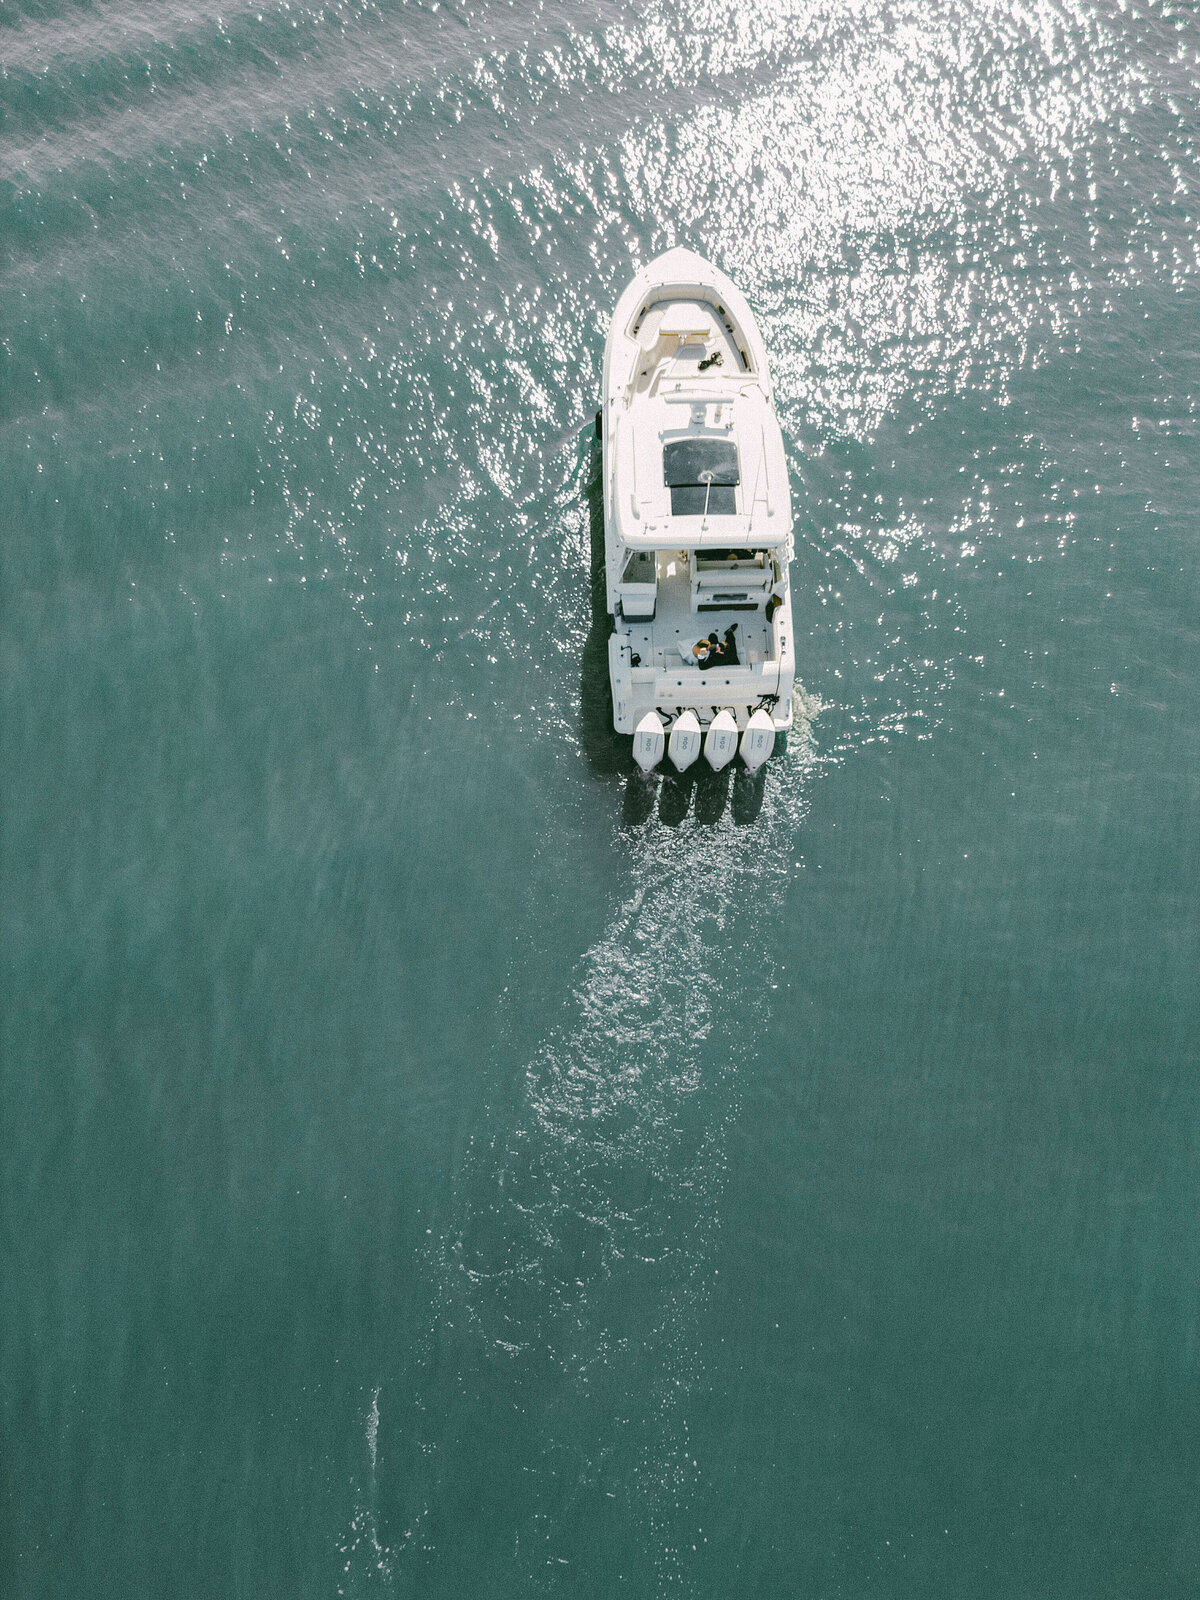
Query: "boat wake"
337 1389 392 1594
363 718 817 1592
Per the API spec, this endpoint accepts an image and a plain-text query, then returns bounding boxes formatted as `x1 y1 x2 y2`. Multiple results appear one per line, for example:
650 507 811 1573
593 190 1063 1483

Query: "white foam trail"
335 1387 392 1595
366 1387 380 1476
396 712 819 1586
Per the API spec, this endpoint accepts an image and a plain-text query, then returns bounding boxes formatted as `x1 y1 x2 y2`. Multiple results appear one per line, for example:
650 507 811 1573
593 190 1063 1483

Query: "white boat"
600 247 795 773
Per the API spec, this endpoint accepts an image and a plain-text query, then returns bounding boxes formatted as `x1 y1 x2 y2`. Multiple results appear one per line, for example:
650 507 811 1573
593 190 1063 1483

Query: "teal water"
3 1 1199 1594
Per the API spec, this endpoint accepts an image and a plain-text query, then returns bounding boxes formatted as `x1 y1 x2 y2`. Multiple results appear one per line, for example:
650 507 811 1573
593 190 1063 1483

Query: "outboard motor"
667 709 702 771
632 711 666 772
704 710 739 771
739 708 776 770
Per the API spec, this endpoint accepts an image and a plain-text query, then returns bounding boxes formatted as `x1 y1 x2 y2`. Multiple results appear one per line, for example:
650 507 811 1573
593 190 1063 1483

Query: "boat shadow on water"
580 440 773 829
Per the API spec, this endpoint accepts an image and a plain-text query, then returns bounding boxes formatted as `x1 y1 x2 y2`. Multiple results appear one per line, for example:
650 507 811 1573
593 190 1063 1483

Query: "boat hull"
600 248 798 760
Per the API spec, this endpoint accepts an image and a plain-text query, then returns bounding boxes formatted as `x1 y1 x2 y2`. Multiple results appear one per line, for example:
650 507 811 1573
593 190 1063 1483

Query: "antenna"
699 468 714 531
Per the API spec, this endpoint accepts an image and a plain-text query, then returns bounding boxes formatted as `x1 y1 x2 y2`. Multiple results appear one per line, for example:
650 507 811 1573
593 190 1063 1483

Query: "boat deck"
624 555 774 691
631 300 745 400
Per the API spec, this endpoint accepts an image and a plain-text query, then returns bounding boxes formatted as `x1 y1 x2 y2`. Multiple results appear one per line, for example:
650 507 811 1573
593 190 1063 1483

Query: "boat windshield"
663 439 739 516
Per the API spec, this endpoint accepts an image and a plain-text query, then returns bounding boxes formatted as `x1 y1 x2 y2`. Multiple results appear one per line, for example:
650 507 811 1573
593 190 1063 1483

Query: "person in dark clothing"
697 630 722 671
722 623 739 665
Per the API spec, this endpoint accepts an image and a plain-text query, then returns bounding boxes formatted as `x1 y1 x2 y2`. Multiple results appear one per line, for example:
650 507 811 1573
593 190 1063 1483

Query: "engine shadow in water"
621 772 659 828
693 763 733 826
657 769 695 828
731 764 767 825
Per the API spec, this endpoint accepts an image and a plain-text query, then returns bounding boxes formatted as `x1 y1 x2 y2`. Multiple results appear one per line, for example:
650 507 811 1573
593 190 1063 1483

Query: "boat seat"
637 309 665 351
657 302 713 343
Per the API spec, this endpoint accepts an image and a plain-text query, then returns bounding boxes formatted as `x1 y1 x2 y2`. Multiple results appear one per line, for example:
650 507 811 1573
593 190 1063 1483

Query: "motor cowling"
632 711 666 772
668 710 702 771
704 710 739 771
740 708 776 770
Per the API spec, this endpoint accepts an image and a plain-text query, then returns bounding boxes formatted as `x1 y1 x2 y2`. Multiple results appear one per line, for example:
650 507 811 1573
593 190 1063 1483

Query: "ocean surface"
3 1 1199 1595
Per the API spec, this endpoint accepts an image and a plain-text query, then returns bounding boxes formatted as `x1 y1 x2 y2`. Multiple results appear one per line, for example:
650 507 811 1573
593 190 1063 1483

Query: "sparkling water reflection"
3 0 1199 1594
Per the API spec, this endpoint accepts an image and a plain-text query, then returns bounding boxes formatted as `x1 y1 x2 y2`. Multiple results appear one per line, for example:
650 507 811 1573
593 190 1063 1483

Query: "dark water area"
3 1 1199 1595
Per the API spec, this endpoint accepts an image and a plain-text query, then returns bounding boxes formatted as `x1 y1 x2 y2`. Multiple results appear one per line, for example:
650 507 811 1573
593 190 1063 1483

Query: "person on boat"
698 631 724 671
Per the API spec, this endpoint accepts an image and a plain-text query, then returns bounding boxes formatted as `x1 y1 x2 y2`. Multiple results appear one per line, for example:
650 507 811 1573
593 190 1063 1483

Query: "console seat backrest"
656 300 714 343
